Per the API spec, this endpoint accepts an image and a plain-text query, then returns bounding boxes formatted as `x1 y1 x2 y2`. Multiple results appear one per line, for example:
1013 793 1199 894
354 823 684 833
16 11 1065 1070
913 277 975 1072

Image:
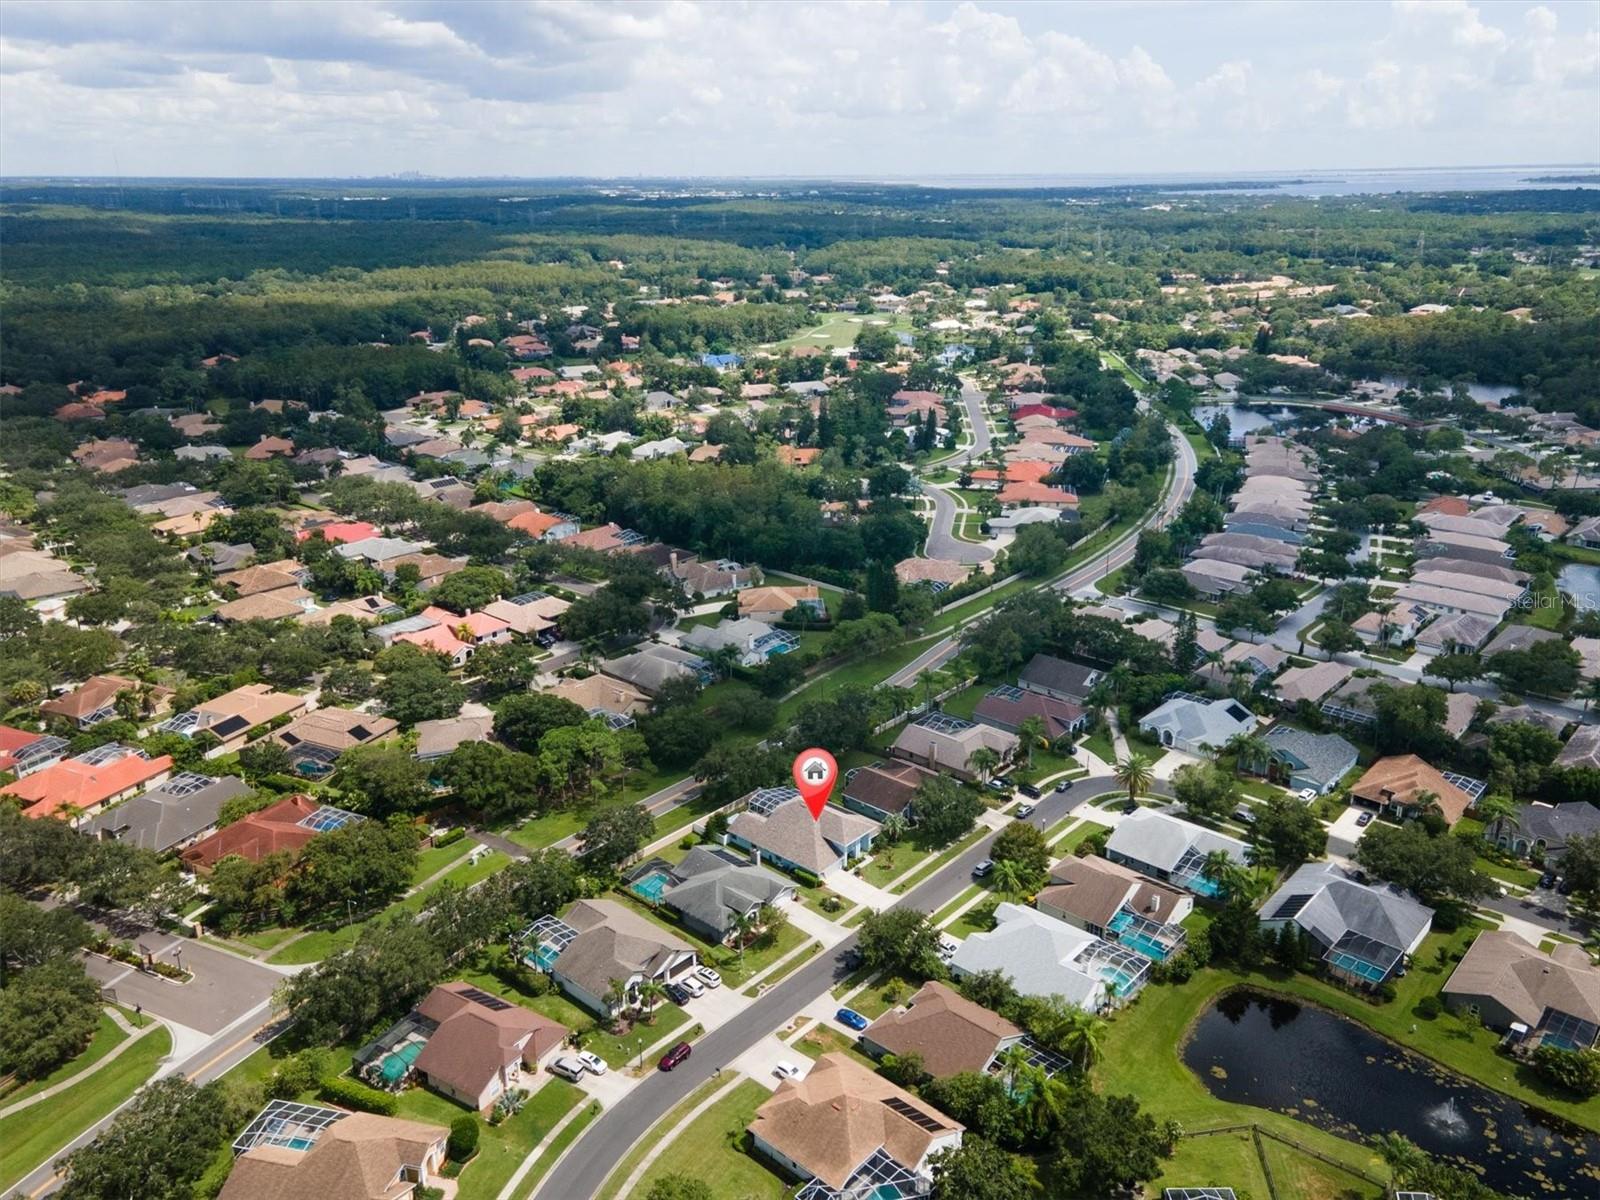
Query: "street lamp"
634 1035 642 1071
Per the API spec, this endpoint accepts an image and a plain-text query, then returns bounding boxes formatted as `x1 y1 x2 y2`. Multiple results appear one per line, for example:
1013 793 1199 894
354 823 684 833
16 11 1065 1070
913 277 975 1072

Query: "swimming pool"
630 871 671 903
528 943 560 971
1327 951 1387 983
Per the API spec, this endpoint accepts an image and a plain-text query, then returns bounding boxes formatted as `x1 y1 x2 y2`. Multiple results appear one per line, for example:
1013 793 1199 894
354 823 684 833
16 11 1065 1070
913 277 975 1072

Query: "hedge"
320 1075 398 1115
434 827 466 848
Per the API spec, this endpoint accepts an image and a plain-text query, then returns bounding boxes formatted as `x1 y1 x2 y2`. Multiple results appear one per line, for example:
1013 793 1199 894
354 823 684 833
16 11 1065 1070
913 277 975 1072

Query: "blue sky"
1 1 1595 178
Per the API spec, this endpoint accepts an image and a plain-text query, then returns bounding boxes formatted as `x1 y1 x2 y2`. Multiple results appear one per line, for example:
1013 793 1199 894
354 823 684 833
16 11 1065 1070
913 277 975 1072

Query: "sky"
1 0 1596 179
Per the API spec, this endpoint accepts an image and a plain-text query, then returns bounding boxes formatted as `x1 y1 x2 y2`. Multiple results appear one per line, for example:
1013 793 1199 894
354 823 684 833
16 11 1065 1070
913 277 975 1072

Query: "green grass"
769 311 910 351
791 1023 876 1068
742 941 820 996
625 1079 786 1200
512 1098 601 1199
414 837 474 881
930 884 982 926
1051 819 1111 855
605 891 810 990
948 897 999 941
507 807 588 851
890 824 989 894
848 974 920 1020
0 1023 172 1193
451 1079 586 1200
0 1012 127 1108
1082 728 1117 764
595 1075 728 1200
860 841 936 888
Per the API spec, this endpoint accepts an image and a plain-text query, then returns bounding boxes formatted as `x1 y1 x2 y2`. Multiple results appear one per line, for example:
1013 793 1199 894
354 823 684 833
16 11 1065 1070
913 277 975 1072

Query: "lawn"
1050 818 1110 855
742 941 819 996
930 884 982 926
948 896 999 941
597 1076 731 1200
0 1023 172 1193
507 807 588 851
791 1023 875 1068
890 824 990 894
860 841 936 889
847 974 920 1020
606 890 811 990
1082 728 1117 765
1153 1126 1384 1200
511 1098 601 1200
0 1011 127 1108
625 1079 786 1200
413 836 474 882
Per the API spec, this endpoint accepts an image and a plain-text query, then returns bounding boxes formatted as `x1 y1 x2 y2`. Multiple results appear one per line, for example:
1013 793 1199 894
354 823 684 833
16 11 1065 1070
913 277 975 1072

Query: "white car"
696 966 722 989
679 976 705 998
774 1060 803 1080
575 1051 607 1076
1297 788 1318 804
550 1056 586 1082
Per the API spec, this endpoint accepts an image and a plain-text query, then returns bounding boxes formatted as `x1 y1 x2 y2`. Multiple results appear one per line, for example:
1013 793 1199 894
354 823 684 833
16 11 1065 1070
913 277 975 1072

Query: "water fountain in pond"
1424 1097 1470 1138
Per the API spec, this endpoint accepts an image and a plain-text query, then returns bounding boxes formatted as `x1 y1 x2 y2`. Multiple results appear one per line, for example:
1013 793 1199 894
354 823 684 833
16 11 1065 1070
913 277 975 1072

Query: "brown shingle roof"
1443 929 1600 1030
1038 854 1186 929
862 982 1020 1078
218 1111 446 1200
1349 754 1475 826
412 983 566 1101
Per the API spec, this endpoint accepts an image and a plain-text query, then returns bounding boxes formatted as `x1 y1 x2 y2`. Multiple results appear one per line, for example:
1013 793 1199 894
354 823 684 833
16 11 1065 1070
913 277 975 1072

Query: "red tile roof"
179 794 321 870
2 750 173 819
296 521 378 545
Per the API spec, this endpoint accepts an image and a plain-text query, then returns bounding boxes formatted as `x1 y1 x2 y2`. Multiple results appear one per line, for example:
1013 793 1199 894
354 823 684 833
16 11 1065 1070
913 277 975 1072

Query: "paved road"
1482 888 1593 939
535 782 1127 1200
921 380 995 563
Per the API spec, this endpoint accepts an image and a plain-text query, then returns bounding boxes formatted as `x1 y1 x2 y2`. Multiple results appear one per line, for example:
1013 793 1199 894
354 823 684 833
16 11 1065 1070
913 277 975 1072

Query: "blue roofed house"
1259 861 1433 990
1104 809 1250 900
1138 694 1257 756
1255 725 1359 795
726 787 878 878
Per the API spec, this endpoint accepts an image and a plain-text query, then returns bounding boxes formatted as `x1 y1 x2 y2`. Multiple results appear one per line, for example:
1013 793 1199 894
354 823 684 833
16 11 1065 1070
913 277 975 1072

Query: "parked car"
773 1060 803 1080
972 859 993 879
659 1042 692 1071
575 1051 607 1076
696 965 722 988
665 983 691 1005
835 1008 869 1031
1540 871 1557 890
1233 805 1257 825
1015 802 1036 819
679 976 705 999
937 933 959 960
550 1056 587 1082
839 947 863 970
1297 788 1318 804
1355 811 1374 827
1053 778 1074 793
1018 783 1041 799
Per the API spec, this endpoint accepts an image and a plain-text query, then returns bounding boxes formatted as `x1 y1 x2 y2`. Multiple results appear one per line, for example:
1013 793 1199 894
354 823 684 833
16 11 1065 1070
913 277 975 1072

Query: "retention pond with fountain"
1182 989 1600 1198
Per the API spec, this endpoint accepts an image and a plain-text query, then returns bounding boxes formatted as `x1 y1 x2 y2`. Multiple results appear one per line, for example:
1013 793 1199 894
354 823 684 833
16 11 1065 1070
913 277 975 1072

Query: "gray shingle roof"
82 773 250 853
1262 861 1433 957
1264 725 1358 788
660 847 793 937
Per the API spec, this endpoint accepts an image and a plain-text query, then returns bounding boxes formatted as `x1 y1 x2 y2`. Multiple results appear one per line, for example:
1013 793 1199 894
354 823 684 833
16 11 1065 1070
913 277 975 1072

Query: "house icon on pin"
803 759 828 783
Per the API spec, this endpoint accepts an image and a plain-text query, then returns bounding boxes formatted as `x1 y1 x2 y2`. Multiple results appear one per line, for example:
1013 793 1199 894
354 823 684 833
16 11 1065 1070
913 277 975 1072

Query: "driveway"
1325 804 1371 859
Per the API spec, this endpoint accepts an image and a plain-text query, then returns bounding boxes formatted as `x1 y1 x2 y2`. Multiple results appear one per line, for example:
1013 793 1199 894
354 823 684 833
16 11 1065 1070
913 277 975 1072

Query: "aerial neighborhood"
2 171 1599 1200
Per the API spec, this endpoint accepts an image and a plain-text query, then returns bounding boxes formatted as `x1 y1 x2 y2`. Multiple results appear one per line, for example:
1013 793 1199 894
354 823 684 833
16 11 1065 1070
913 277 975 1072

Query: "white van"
550 1055 586 1082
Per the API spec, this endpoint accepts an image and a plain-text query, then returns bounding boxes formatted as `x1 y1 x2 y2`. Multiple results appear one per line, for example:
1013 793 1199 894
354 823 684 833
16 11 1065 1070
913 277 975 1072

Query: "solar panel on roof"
459 986 512 1011
211 714 251 738
348 724 372 741
1270 893 1314 920
880 1095 946 1132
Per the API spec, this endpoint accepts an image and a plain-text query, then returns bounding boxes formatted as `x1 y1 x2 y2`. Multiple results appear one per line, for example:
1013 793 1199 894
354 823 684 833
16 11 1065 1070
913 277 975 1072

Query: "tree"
1372 683 1452 760
1250 796 1328 868
928 1137 1040 1200
1557 831 1600 919
1315 619 1363 656
922 1071 1022 1148
376 648 466 725
1113 753 1153 804
333 745 432 818
1046 1091 1168 1200
578 803 654 871
470 641 540 700
448 1114 481 1160
1490 638 1582 697
237 739 292 781
1006 523 1072 577
645 1177 714 1200
429 565 510 614
1014 715 1048 769
0 958 100 1080
965 746 1001 785
286 816 420 921
441 740 542 824
990 857 1029 903
278 915 446 1043
990 821 1051 891
494 692 588 753
1170 762 1238 822
913 776 984 848
856 908 945 981
880 1050 928 1088
1171 611 1200 674
0 893 89 984
56 1076 248 1200
1354 822 1493 905
879 812 910 845
640 705 716 768
1423 652 1484 693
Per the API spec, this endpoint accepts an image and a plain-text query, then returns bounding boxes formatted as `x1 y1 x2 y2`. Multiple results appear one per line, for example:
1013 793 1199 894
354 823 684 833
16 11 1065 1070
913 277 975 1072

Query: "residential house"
777 447 820 468
1415 611 1499 654
749 1054 962 1199
1138 694 1256 756
1271 661 1354 707
545 674 650 720
529 898 699 1018
680 617 798 668
244 435 295 460
82 772 251 853
179 794 361 872
218 562 310 597
0 726 67 778
1259 861 1433 990
972 685 1088 742
890 712 1019 780
217 1102 447 1200
1017 653 1103 704
361 983 567 1113
995 481 1077 510
336 536 427 572
1349 754 1478 827
482 592 571 640
860 982 1024 1079
1037 855 1190 961
894 557 970 591
413 715 494 762
156 684 308 754
839 761 935 824
738 585 826 623
651 846 796 944
1352 603 1427 647
1104 809 1250 899
668 553 757 597
948 902 1150 1010
726 787 878 877
1487 800 1600 864
599 644 711 695
41 674 174 729
215 588 318 623
1254 726 1359 795
1180 558 1256 599
1 745 174 821
273 708 400 775
1441 931 1600 1050
1554 724 1600 771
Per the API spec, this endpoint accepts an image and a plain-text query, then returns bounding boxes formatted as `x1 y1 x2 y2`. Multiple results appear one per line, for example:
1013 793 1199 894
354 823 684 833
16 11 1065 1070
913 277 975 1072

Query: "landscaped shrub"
792 867 822 888
319 1075 398 1115
1416 995 1443 1020
264 1052 320 1100
1530 1044 1600 1098
448 1114 480 1160
433 827 466 848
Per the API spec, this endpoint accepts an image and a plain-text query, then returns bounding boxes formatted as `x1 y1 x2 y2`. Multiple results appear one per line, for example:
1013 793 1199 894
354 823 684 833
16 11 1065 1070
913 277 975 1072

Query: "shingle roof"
1263 725 1358 788
1262 861 1433 958
661 848 792 936
1443 930 1600 1029
218 1111 445 1200
1138 695 1256 748
862 981 1021 1078
947 903 1104 1007
1105 809 1249 874
728 792 879 875
412 983 566 1101
82 773 250 852
552 899 694 998
1017 654 1101 699
1350 754 1475 826
1555 724 1600 770
840 762 933 817
1039 855 1186 929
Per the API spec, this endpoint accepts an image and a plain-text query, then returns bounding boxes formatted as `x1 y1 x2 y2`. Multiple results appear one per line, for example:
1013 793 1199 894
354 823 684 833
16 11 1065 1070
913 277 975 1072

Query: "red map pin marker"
792 748 838 821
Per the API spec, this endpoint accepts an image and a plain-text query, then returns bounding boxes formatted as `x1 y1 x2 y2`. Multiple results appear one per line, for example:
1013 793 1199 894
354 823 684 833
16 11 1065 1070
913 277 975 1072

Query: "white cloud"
0 0 1594 177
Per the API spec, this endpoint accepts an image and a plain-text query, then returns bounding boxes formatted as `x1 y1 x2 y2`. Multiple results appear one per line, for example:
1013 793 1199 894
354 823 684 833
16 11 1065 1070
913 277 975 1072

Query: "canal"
1183 990 1600 1198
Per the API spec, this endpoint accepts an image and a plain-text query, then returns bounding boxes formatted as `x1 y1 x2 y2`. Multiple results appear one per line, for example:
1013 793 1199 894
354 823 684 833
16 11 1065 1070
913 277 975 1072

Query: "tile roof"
179 794 323 869
218 1111 445 1200
2 746 173 819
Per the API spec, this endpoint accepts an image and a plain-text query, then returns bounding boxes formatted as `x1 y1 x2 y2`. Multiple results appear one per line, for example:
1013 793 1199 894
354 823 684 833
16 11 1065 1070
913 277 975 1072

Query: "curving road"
921 379 995 563
534 782 1135 1200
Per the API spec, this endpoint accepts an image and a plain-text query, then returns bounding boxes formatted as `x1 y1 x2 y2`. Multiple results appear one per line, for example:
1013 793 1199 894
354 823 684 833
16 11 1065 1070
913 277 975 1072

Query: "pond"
1192 403 1305 438
1183 990 1600 1199
1557 562 1600 616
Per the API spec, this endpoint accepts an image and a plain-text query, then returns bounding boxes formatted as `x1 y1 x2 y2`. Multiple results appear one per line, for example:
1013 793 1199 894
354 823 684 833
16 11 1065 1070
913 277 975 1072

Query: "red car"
659 1041 692 1071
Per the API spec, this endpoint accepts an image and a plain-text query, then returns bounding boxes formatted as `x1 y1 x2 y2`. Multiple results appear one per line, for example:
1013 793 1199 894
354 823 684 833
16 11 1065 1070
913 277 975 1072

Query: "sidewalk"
0 1014 159 1120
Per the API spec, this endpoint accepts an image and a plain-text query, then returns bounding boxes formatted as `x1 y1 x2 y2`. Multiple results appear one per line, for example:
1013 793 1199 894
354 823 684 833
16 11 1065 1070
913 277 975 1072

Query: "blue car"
836 1008 869 1031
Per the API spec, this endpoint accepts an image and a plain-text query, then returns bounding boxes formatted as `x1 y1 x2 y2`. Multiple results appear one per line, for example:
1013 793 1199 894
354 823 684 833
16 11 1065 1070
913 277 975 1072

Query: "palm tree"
1113 753 1154 805
879 813 910 845
731 909 758 962
915 668 938 714
1222 732 1271 779
990 858 1028 903
1058 1007 1109 1072
1016 715 1048 769
1371 1132 1425 1187
602 978 628 1030
966 746 1001 785
1471 791 1517 830
636 978 667 1021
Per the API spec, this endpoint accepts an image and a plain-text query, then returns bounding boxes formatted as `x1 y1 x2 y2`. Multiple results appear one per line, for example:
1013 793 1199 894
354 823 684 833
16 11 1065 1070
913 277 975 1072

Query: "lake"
1192 403 1304 438
1183 990 1600 1199
1557 562 1600 616
1378 375 1521 405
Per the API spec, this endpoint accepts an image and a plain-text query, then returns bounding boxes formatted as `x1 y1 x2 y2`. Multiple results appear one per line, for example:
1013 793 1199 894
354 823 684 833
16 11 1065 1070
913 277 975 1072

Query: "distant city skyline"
2 1 1596 178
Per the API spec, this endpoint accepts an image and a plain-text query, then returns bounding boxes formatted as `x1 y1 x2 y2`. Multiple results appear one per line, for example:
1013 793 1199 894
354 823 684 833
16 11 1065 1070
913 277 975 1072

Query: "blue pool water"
529 944 560 971
630 872 670 902
1327 951 1387 983
1105 911 1175 961
1183 874 1224 899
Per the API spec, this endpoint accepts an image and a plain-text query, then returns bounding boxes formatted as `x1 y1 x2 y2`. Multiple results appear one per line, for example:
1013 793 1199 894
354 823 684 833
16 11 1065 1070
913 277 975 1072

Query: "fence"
869 677 978 736
1182 1122 1387 1200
